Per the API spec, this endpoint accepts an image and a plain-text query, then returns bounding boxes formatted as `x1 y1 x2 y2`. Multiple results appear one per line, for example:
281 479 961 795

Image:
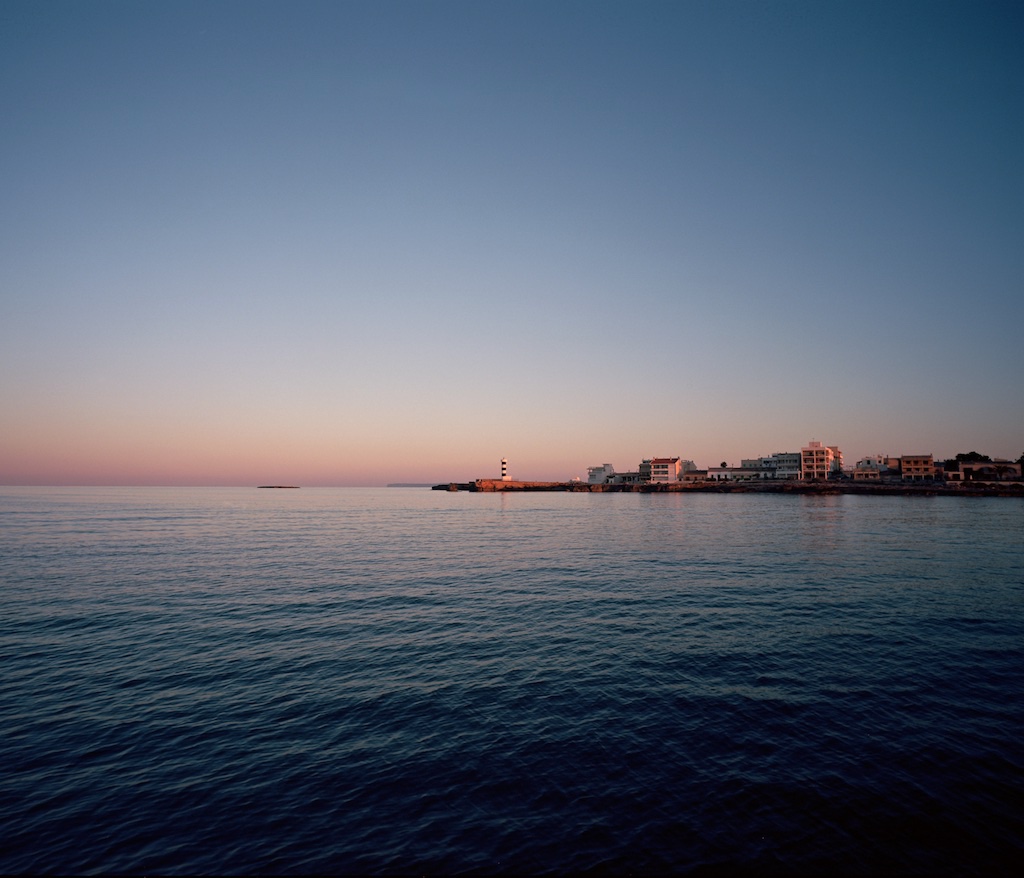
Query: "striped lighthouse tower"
501 458 510 481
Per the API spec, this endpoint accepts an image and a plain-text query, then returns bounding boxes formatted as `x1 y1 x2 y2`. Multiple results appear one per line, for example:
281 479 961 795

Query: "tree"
955 451 992 463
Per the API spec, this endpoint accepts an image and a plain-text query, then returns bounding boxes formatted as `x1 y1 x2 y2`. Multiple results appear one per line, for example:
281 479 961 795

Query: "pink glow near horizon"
1 4 1020 485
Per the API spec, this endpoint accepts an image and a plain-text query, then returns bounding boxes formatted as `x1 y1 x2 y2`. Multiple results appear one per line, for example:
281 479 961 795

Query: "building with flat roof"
649 457 683 483
801 440 843 480
901 454 935 481
708 465 772 481
945 459 1022 482
741 452 802 480
853 455 886 480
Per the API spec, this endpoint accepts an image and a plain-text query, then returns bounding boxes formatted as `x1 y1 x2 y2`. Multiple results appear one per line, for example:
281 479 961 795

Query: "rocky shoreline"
434 479 1024 496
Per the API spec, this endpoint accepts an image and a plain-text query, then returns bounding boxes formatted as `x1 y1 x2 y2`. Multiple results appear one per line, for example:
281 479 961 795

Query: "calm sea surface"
1 487 1022 874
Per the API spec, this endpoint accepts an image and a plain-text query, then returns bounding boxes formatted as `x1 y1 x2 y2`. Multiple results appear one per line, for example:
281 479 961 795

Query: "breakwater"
434 479 1024 496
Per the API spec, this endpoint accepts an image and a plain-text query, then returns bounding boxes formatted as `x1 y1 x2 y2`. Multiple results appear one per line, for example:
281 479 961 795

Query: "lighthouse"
501 457 510 481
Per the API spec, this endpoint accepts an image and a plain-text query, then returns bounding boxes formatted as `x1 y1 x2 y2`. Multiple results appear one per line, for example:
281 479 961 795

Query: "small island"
257 485 300 489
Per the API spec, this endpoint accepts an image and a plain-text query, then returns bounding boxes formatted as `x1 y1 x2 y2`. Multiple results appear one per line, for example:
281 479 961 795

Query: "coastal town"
435 441 1024 493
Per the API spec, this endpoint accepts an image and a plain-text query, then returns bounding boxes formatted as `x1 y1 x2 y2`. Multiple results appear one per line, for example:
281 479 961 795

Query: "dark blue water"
2 487 1022 874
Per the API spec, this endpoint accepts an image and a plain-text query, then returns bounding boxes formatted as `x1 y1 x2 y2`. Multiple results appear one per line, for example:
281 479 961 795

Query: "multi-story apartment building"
801 440 843 480
769 452 802 480
901 454 935 481
649 457 683 483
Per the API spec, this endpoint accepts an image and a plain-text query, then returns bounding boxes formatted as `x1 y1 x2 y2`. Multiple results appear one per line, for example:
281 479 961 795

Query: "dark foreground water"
1 487 1022 875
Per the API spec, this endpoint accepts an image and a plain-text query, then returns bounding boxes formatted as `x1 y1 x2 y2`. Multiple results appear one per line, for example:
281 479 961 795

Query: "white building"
708 465 771 481
741 452 801 480
853 455 891 481
587 463 616 484
649 457 683 483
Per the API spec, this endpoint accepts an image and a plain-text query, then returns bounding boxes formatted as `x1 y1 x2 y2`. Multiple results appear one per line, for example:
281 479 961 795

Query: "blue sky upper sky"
2 0 1021 485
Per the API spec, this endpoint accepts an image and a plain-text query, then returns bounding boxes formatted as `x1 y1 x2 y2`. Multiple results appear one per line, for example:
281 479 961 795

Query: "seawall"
433 479 1024 496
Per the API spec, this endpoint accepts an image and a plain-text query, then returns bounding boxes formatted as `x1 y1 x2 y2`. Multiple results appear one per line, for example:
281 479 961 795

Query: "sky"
1 0 1021 486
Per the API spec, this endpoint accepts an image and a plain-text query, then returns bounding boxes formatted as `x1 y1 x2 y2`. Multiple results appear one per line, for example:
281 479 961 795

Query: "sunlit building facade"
801 440 843 480
649 457 683 483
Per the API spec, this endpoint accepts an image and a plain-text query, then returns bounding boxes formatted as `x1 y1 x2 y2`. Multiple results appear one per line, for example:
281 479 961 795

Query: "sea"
1 486 1022 875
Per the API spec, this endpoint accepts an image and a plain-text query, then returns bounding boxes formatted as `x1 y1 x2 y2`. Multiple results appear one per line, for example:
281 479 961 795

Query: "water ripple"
1 488 1022 874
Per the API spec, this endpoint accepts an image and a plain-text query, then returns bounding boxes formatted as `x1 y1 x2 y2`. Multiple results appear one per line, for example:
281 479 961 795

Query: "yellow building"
901 455 935 481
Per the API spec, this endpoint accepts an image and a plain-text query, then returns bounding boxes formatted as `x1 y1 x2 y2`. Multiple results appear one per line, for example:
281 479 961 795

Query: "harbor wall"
433 479 1023 495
